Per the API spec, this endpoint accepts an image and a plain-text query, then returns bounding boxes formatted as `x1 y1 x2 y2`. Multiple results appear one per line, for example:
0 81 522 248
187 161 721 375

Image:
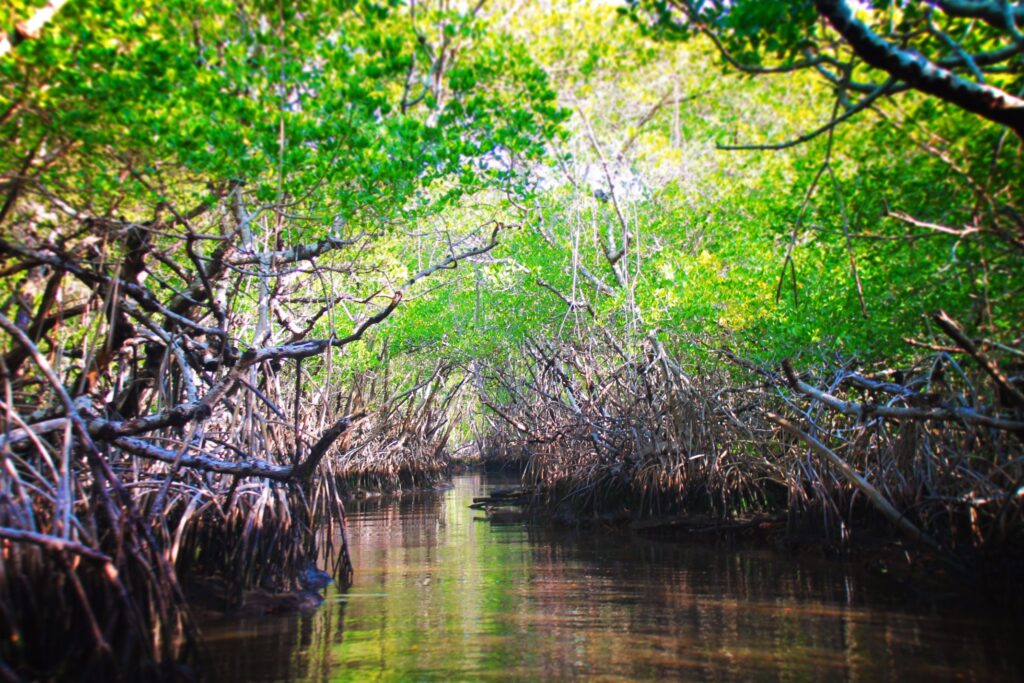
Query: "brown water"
201 474 1024 681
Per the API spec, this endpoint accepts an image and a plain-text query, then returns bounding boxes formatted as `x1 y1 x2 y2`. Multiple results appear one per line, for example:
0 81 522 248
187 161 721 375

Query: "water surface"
202 474 1024 681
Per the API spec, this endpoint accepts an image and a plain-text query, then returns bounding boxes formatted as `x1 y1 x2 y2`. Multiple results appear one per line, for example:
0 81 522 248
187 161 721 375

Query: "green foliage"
2 0 563 234
4 0 1021 392
372 0 1023 373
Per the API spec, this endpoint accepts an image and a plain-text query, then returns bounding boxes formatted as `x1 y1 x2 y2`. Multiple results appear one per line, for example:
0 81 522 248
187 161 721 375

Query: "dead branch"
932 310 1024 408
0 526 113 564
781 358 1024 431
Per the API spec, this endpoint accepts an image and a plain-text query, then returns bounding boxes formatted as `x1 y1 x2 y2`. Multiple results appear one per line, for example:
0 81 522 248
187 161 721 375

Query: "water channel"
202 473 1024 681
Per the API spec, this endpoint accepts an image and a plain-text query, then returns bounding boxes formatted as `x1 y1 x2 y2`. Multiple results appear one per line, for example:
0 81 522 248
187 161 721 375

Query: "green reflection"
202 475 1024 682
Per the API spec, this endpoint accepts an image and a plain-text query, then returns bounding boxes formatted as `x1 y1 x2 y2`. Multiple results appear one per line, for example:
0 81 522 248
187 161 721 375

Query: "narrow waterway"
202 474 1023 681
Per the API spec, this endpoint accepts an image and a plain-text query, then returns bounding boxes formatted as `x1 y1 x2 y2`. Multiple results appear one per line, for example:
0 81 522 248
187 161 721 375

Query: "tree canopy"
624 0 1024 137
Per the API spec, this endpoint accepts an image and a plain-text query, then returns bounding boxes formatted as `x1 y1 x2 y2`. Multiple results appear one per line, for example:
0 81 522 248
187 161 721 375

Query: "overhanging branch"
815 0 1024 136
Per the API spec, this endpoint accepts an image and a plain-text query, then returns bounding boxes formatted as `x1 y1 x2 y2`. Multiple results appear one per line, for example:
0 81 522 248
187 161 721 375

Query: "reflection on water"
201 474 1024 681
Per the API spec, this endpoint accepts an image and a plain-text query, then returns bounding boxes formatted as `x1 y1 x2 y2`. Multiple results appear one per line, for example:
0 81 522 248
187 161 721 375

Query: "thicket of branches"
1 0 1024 680
0 1 558 679
466 0 1023 576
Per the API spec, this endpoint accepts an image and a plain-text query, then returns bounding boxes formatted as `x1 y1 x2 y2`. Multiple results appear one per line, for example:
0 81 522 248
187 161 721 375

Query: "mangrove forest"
1 0 1023 680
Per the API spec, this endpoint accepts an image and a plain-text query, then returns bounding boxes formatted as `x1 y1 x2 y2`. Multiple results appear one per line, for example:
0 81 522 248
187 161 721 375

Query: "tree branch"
932 310 1024 408
229 232 367 266
815 0 1024 137
0 0 69 59
766 412 943 551
781 358 1024 431
111 436 296 481
0 526 113 564
932 1 1024 31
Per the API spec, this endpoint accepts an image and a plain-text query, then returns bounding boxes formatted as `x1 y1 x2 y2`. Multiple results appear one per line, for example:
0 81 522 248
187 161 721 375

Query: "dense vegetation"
1 0 1022 679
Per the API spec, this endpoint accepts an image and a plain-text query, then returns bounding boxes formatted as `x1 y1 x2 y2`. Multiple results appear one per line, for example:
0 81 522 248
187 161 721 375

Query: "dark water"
201 474 1024 681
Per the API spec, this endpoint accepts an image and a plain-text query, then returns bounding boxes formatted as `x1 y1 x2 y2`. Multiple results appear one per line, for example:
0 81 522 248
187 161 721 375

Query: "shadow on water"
200 474 1024 682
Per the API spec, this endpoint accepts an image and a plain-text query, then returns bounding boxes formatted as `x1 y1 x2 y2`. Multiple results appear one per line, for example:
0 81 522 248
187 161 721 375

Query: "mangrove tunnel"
1 0 1023 680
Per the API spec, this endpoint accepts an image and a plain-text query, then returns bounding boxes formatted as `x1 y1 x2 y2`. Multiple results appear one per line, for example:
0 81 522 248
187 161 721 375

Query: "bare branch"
932 1 1024 31
932 310 1024 408
229 232 367 266
0 526 113 564
111 436 295 480
815 0 1024 136
766 412 944 551
781 358 1024 431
